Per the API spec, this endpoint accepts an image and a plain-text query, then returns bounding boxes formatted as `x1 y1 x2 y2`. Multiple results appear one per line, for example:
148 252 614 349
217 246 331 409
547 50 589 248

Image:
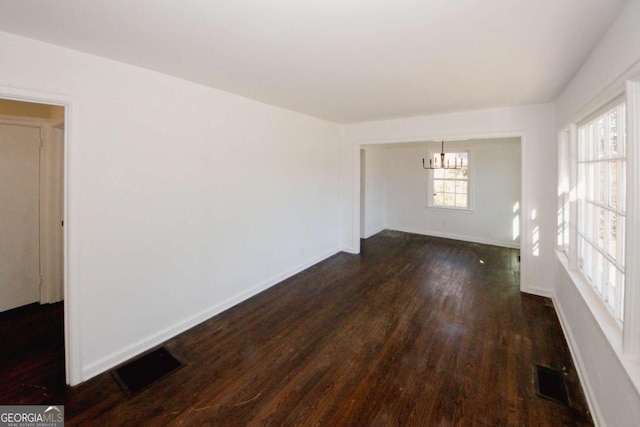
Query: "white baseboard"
81 246 341 381
341 245 359 254
362 225 385 239
386 225 520 249
521 286 553 298
552 294 603 427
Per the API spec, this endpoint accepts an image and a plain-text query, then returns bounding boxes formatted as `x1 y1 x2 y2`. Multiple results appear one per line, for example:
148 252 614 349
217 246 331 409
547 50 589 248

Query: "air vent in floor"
113 347 182 394
535 364 569 405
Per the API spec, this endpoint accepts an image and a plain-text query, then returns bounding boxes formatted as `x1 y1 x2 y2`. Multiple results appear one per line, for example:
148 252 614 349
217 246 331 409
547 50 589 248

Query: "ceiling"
0 0 628 123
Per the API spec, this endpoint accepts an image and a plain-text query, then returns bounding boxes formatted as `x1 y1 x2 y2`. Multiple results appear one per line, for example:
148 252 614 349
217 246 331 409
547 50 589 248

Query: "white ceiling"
0 0 628 123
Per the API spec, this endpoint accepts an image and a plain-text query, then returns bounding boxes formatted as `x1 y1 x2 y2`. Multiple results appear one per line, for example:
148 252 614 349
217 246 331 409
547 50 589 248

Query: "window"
576 101 626 325
430 152 470 209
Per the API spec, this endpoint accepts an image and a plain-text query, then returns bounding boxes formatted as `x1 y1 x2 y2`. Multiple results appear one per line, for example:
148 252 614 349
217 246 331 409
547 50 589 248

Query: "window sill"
555 249 640 396
426 206 475 213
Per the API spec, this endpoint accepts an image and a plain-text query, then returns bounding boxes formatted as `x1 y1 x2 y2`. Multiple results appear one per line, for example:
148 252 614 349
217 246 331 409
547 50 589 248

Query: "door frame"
0 86 80 385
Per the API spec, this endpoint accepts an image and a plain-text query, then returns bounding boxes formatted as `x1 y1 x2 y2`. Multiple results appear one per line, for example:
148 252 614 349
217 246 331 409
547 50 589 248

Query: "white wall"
360 146 386 238
552 1 640 425
0 31 342 384
384 138 520 248
555 0 640 127
343 104 555 297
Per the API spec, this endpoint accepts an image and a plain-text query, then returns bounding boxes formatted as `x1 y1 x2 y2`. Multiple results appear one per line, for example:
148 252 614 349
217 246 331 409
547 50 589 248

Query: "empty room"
0 1 639 426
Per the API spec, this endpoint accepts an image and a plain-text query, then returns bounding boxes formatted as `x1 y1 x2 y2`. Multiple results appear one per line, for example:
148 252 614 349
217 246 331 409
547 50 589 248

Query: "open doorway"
0 98 66 404
358 137 522 249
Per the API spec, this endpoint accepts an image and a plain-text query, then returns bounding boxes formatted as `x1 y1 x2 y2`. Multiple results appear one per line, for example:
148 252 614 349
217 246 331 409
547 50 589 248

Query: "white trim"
351 142 361 253
362 225 385 239
352 131 527 147
0 85 81 386
341 246 359 254
577 93 627 127
426 206 475 214
552 279 604 427
558 252 623 350
624 78 640 359
386 225 520 249
556 250 640 397
82 246 341 381
560 59 640 129
523 286 553 298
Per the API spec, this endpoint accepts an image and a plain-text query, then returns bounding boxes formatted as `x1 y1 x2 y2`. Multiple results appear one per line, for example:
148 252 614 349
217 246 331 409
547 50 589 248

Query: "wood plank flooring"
0 301 65 404
20 231 594 425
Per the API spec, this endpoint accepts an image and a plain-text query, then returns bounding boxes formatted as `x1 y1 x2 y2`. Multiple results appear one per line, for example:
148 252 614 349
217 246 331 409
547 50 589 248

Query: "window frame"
556 72 640 397
557 128 570 256
575 98 627 326
426 150 472 211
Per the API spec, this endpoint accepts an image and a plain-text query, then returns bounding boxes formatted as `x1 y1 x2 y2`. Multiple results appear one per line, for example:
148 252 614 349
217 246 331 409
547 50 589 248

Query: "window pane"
587 164 595 201
444 169 457 179
586 242 593 281
578 200 585 234
586 122 596 160
606 262 616 311
608 212 617 259
577 163 585 201
430 151 469 210
443 152 462 167
595 252 604 294
597 207 605 249
609 161 617 209
444 193 454 206
586 202 594 238
454 168 468 179
609 109 618 157
598 117 605 158
597 162 605 204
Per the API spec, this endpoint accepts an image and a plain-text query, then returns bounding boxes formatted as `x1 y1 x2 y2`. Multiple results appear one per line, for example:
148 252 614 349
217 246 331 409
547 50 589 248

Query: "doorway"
0 98 66 403
355 137 525 289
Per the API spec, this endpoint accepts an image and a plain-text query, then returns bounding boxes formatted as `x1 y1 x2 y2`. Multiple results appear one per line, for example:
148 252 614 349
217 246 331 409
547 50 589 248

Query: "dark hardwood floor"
0 301 65 404
21 231 593 425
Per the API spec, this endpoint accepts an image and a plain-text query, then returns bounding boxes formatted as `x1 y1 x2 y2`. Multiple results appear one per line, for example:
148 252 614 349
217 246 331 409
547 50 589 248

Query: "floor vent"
113 347 182 395
535 365 569 405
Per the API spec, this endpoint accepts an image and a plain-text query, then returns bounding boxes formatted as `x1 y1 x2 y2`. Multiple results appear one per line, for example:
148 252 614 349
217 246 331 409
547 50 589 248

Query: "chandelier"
422 140 463 170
